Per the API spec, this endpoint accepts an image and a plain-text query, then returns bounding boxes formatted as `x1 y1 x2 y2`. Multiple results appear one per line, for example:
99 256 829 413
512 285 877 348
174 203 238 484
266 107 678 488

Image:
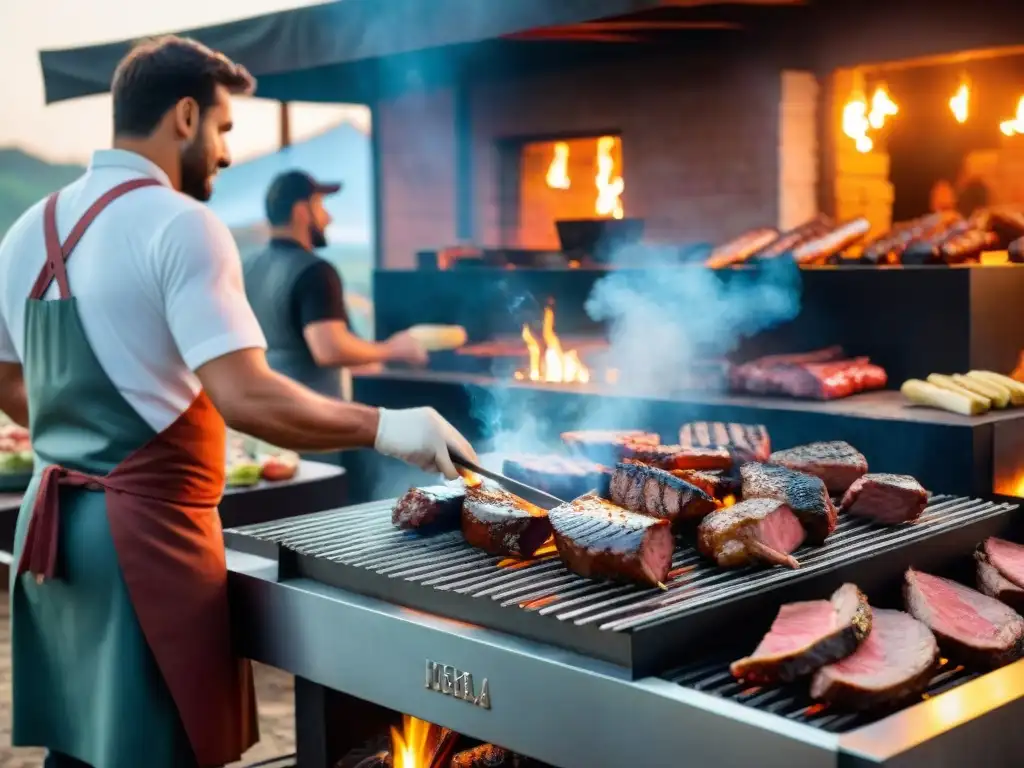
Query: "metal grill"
666 654 981 733
226 494 1017 676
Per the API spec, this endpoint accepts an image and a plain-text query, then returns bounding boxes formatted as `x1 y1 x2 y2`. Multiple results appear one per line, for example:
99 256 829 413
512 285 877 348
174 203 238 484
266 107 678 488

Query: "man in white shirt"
0 36 475 768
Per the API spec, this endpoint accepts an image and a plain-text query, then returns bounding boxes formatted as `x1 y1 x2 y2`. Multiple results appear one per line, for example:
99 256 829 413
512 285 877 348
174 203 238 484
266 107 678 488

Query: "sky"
0 0 370 164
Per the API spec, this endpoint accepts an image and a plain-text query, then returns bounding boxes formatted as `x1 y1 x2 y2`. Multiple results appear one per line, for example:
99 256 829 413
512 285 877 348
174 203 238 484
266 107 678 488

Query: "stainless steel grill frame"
225 494 1018 677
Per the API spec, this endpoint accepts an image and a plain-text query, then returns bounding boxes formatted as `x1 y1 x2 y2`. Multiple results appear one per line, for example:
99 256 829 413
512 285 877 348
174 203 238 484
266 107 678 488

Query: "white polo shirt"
0 149 267 433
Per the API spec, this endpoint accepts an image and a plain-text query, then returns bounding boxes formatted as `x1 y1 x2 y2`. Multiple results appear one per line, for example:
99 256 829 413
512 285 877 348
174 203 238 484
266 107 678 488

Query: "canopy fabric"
38 0 672 105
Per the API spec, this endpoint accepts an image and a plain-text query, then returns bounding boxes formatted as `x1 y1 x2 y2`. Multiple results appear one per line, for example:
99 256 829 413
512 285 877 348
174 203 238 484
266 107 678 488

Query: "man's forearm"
323 334 391 367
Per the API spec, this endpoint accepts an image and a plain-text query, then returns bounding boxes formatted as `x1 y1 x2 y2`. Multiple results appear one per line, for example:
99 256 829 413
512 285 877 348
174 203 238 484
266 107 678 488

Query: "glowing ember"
514 305 591 384
1001 96 1024 137
949 82 969 124
390 715 439 768
719 494 737 508
594 136 624 219
545 141 571 189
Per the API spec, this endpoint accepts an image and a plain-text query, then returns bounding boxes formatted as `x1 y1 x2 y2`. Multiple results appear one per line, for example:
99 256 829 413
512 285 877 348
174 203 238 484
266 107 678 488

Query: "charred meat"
462 485 552 558
731 583 871 684
840 473 928 525
392 485 466 532
502 454 609 501
549 492 674 587
450 745 522 768
621 443 733 472
679 421 771 463
608 462 717 528
697 498 805 569
769 441 867 494
669 468 738 501
809 608 938 711
739 462 837 544
560 430 659 465
905 568 1024 669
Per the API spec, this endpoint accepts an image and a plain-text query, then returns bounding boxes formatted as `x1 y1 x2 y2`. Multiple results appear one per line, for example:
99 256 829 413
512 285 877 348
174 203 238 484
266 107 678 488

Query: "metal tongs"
450 450 565 510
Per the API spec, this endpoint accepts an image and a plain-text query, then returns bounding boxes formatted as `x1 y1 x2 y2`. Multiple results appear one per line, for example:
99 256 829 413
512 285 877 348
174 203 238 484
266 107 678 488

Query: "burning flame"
390 715 438 768
514 305 590 384
843 85 898 154
546 142 571 189
868 85 898 130
720 494 737 508
1001 96 1024 137
595 136 624 219
950 82 969 124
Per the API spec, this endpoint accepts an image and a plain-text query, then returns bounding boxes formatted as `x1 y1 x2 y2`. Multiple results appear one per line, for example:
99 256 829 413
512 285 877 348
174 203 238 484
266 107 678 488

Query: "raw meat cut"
904 568 1024 668
392 486 466 532
608 461 717 528
502 454 609 501
679 421 771 462
731 583 872 683
560 430 659 465
809 608 938 710
549 492 674 587
739 462 837 544
840 473 928 524
730 348 887 401
769 441 867 494
696 498 805 569
461 485 552 558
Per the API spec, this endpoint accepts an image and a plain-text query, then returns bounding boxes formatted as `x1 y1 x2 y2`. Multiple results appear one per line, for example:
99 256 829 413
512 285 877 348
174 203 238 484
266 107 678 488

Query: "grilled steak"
679 421 771 462
739 462 837 544
769 441 867 494
549 492 674 587
670 468 737 500
696 498 805 569
461 485 552 558
731 583 871 683
809 608 938 710
840 473 928 524
904 568 1024 668
621 443 733 471
977 548 1024 614
560 430 659 465
392 485 466 532
609 462 717 528
502 454 609 501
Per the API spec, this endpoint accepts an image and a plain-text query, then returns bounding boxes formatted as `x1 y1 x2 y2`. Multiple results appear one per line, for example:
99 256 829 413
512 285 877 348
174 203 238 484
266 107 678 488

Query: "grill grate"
665 654 982 733
228 494 1015 635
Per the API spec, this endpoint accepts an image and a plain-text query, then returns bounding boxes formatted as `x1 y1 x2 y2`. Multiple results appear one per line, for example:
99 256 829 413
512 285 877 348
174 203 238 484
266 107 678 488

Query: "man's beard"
310 223 327 249
180 139 213 202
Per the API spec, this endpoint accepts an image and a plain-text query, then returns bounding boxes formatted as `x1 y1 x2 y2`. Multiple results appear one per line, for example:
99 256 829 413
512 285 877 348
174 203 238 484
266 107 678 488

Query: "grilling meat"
679 421 771 462
609 462 717 528
502 454 609 501
620 443 733 472
697 498 805 569
392 485 466 532
461 485 552 559
840 473 928 525
739 462 837 544
549 492 674 587
670 468 738 500
769 441 867 494
731 584 871 684
451 745 521 767
976 538 1024 613
809 608 938 711
904 568 1024 669
560 430 659 465
706 228 779 269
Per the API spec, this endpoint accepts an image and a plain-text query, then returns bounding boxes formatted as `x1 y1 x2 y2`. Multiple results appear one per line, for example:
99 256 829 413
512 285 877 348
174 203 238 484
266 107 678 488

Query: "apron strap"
29 178 163 301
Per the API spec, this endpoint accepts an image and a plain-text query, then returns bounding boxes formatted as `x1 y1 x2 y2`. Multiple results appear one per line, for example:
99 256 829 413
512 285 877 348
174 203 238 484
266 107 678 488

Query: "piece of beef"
549 492 674 587
739 462 837 544
461 485 552 558
730 347 845 393
392 486 466 532
769 441 867 494
669 468 738 501
979 537 1024 589
840 473 928 524
608 462 717 528
731 584 872 683
560 430 659 465
679 421 771 462
450 745 521 768
620 443 733 472
502 454 609 501
904 568 1024 669
696 498 805 569
809 608 938 710
977 548 1024 614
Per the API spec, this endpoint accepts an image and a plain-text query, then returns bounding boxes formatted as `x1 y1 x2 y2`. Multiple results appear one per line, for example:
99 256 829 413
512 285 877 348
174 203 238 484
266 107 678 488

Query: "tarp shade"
38 0 669 105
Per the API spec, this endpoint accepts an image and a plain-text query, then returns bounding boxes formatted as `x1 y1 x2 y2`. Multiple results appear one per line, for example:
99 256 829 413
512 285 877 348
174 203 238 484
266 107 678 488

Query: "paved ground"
0 600 297 768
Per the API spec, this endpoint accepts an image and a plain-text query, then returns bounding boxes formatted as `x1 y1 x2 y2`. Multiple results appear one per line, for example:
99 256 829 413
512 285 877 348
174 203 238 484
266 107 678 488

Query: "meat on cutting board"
560 429 659 465
461 485 553 558
392 485 466 532
679 421 771 462
731 583 872 683
608 461 717 528
769 441 867 494
696 498 805 569
976 538 1024 613
809 608 938 711
904 568 1024 669
548 492 674 587
739 462 837 544
502 454 609 501
620 443 733 472
840 473 928 524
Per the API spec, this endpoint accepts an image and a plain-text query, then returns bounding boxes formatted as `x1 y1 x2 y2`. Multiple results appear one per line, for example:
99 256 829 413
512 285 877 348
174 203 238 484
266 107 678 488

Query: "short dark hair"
111 36 256 137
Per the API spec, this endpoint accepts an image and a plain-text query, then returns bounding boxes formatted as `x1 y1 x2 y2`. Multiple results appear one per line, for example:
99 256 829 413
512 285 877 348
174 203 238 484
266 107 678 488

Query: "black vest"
242 239 342 399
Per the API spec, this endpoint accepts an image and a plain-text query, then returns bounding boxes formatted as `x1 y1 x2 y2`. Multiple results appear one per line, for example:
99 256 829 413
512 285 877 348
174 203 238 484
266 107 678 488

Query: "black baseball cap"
265 170 342 226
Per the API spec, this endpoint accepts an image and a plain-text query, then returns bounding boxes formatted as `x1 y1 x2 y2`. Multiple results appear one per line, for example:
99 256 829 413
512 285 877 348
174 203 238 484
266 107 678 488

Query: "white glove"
374 407 478 480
